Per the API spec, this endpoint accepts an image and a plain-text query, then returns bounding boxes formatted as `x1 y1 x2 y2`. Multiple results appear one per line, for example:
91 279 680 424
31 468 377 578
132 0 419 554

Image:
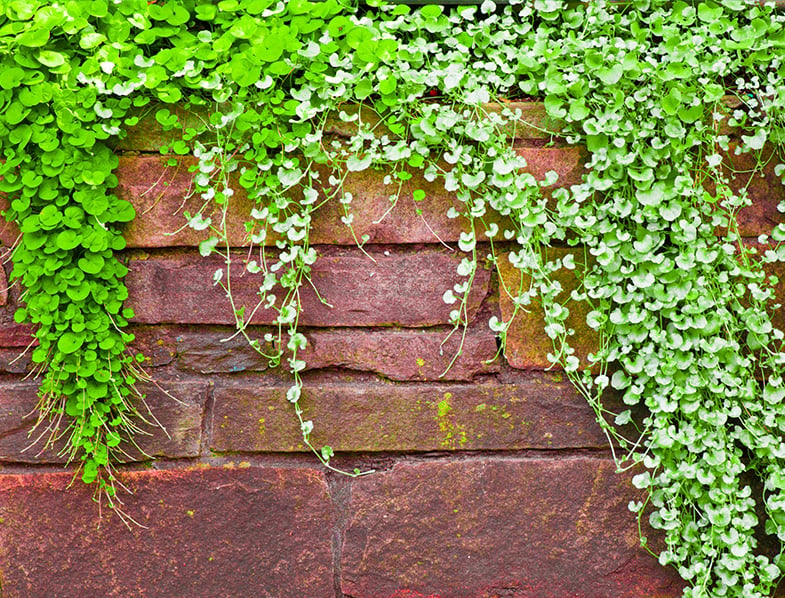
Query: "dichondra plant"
3 0 785 594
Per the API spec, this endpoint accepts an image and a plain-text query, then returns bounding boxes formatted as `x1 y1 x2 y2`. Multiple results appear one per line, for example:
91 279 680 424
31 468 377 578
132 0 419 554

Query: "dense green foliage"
3 0 785 594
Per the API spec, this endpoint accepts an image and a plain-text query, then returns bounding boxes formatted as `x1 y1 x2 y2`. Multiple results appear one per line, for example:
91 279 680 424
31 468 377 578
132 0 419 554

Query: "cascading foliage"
3 0 785 594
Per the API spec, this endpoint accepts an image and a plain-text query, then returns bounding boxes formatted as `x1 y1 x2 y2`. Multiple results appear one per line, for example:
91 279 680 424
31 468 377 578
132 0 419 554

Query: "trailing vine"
3 0 785 594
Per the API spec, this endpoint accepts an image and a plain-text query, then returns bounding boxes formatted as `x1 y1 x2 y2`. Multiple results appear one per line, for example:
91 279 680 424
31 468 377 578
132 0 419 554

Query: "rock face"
341 458 684 598
0 467 336 598
3 102 771 597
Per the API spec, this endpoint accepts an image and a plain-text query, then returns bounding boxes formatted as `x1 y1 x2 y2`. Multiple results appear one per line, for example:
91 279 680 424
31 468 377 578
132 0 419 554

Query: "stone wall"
1 102 782 597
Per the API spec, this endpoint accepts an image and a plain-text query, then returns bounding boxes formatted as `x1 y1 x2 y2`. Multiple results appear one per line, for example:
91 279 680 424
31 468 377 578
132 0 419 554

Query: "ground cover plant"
3 0 785 594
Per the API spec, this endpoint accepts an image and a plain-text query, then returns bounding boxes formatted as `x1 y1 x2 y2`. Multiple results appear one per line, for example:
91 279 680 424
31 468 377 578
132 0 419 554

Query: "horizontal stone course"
0 263 6 306
340 457 684 598
0 378 208 463
130 322 499 381
498 247 785 371
0 465 335 598
725 143 785 237
210 373 610 453
125 248 490 327
497 248 599 370
114 102 559 153
115 147 584 248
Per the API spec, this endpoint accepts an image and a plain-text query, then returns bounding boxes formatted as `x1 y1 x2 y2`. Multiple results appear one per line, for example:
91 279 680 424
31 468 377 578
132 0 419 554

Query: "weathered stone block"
113 102 560 152
725 143 785 238
125 248 490 327
133 323 498 381
340 458 684 598
210 373 610 453
497 248 598 370
0 263 6 307
0 465 335 597
0 379 208 463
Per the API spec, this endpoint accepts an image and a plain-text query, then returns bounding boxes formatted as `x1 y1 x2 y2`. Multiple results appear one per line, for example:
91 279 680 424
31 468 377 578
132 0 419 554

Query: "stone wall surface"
4 101 779 597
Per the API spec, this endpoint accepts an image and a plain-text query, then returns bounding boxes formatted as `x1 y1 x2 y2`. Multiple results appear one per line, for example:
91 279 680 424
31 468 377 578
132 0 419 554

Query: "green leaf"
79 32 106 49
568 99 589 121
56 230 82 251
379 77 397 95
596 65 623 85
36 50 65 68
58 332 85 354
78 254 105 275
0 67 25 90
354 78 373 99
17 27 50 47
66 285 91 302
254 36 284 62
168 5 191 26
81 459 98 484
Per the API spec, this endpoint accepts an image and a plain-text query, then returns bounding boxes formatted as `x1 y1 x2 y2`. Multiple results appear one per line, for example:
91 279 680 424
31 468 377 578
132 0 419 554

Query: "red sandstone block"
132 323 498 381
0 210 19 249
0 465 335 598
114 102 559 153
724 144 785 238
210 373 610 453
112 103 207 152
0 263 6 306
340 458 684 598
0 349 30 373
497 249 598 370
125 248 490 327
115 154 481 247
0 379 208 463
0 322 34 349
517 145 586 190
484 101 562 140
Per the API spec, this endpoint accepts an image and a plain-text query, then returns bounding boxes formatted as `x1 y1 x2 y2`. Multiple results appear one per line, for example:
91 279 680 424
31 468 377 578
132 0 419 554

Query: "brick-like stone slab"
210 374 610 453
0 323 31 349
0 212 20 250
0 263 7 307
114 102 560 152
340 458 684 598
725 144 785 237
0 379 208 463
117 154 478 247
498 249 598 370
117 150 584 249
0 465 335 598
125 248 490 327
130 323 498 381
517 145 586 190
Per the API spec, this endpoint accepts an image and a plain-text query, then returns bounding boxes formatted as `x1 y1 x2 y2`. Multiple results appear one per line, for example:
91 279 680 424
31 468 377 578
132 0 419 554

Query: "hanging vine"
3 0 785 594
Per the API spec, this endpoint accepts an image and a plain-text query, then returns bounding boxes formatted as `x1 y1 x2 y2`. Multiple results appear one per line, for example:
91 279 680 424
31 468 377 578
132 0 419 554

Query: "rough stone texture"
726 143 785 237
0 302 34 373
340 458 685 598
125 248 490 327
117 154 476 247
485 101 562 140
0 323 31 349
113 102 560 152
515 145 587 192
0 349 30 373
210 373 610 453
111 103 208 152
129 322 498 381
0 465 336 598
0 263 6 306
0 210 19 249
116 149 585 249
0 378 208 463
497 249 598 370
